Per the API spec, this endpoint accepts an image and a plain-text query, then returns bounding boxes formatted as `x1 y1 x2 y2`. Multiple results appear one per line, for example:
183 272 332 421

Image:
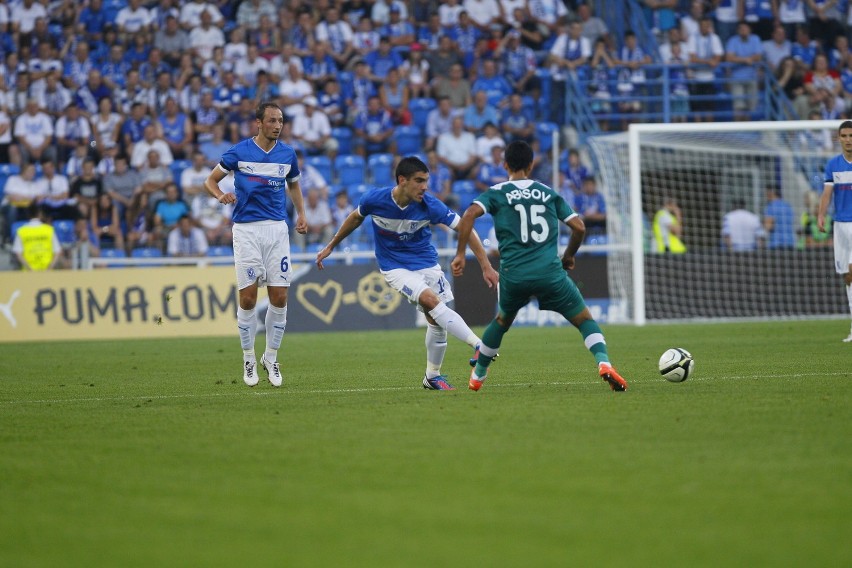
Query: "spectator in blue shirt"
762 186 795 249
78 0 108 44
475 144 508 192
574 176 606 238
791 26 818 68
471 59 514 108
500 93 535 144
560 149 591 195
382 5 415 49
448 10 480 64
725 21 764 121
463 90 500 135
365 37 404 83
353 95 397 156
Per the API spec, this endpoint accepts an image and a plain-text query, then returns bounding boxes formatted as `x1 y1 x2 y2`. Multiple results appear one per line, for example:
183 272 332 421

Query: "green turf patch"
1 321 850 566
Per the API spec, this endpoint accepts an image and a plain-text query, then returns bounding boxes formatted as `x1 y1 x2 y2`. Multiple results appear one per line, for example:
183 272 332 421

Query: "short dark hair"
839 120 852 134
395 156 428 181
256 101 283 121
504 140 534 173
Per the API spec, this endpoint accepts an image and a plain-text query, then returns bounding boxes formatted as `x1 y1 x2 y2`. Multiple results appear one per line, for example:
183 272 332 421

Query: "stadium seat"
340 242 373 264
536 122 559 153
473 216 493 242
452 180 478 212
53 219 76 246
10 220 27 241
207 245 233 266
0 163 20 201
393 125 423 156
305 155 333 183
207 245 234 257
409 98 437 130
332 127 353 156
131 247 164 266
367 153 395 186
170 160 192 188
346 183 372 205
99 248 127 268
334 154 366 186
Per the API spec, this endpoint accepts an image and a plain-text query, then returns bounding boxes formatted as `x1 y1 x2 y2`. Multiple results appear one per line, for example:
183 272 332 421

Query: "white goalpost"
588 120 847 325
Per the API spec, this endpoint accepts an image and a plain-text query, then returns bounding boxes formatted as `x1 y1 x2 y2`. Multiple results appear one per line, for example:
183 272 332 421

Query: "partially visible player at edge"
818 119 852 343
203 102 308 386
451 140 628 392
315 156 499 390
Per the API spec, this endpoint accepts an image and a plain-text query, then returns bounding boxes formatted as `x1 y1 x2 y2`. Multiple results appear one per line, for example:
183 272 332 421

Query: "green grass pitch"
1 320 850 567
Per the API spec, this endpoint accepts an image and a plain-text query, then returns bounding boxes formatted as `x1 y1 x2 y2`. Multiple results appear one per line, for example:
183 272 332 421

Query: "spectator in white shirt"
14 98 56 165
291 96 339 158
189 9 226 62
115 0 152 39
179 0 224 30
167 214 209 256
10 0 47 36
722 199 765 251
437 115 479 179
131 124 174 169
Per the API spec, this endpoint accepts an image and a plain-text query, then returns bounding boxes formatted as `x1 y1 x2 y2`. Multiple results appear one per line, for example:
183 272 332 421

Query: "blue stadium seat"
452 180 478 212
10 220 27 241
334 154 366 186
0 163 20 201
341 242 373 264
53 219 76 246
536 122 559 153
305 155 333 183
131 247 164 266
367 153 394 186
409 98 437 130
207 245 234 257
332 127 353 156
346 183 372 205
99 248 127 268
393 125 422 156
473 216 493 241
170 160 192 188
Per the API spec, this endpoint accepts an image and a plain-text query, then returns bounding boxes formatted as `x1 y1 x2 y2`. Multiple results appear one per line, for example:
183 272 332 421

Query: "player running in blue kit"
818 120 852 342
451 140 628 392
203 102 308 387
315 156 499 390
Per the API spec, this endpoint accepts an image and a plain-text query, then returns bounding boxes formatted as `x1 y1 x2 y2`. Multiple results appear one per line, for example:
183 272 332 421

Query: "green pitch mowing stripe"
0 321 850 567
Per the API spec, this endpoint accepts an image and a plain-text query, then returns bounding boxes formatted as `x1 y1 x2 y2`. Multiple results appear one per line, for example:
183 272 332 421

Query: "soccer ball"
658 348 694 382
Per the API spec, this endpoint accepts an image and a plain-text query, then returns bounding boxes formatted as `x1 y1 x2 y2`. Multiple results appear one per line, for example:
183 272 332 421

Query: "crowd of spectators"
1 0 852 267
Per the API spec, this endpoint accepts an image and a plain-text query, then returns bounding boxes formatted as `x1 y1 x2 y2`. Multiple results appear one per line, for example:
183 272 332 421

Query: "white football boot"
261 355 283 387
243 359 258 387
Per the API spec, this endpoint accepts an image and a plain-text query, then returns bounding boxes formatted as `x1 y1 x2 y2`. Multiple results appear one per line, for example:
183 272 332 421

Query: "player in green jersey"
451 140 628 392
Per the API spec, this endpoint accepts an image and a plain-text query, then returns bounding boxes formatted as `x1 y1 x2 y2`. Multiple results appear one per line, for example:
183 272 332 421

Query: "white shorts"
233 220 292 290
382 264 454 312
834 221 852 274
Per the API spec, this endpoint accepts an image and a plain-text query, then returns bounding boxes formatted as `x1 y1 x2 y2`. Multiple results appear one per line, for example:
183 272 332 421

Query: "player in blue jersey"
818 120 852 342
451 140 628 392
315 156 499 390
203 102 308 386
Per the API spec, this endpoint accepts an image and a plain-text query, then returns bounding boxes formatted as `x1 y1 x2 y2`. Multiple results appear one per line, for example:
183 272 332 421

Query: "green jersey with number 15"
474 179 578 279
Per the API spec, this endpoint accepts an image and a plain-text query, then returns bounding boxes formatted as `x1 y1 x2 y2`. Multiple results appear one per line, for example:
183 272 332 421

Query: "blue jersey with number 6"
218 139 301 223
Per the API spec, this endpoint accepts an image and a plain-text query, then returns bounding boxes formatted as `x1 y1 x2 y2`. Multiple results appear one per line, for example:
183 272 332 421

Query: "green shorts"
498 271 587 319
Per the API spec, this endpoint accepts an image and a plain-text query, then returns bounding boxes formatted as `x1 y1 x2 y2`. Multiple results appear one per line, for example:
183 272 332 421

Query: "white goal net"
587 120 847 324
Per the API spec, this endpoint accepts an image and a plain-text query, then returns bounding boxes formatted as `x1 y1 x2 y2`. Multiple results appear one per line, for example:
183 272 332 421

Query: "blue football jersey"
824 154 852 222
358 187 459 271
218 139 301 223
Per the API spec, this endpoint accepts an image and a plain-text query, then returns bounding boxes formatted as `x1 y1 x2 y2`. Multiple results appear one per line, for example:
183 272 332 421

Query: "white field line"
0 371 848 406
